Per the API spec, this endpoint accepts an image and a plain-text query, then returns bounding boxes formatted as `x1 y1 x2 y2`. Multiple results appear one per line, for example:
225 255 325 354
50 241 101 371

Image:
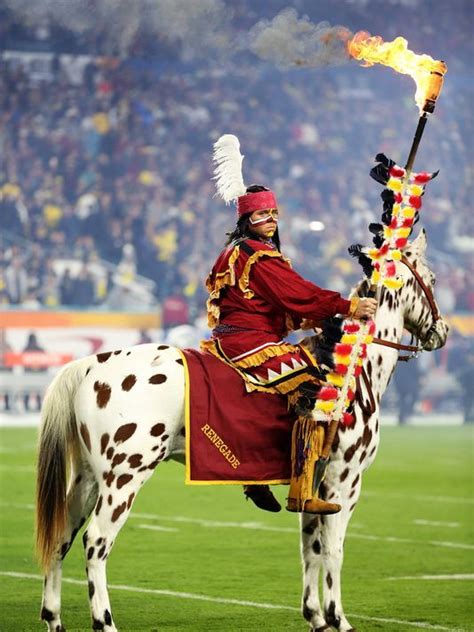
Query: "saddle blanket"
181 348 296 485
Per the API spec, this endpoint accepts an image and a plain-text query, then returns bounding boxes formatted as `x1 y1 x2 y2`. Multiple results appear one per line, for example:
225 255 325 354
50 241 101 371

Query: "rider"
202 136 377 514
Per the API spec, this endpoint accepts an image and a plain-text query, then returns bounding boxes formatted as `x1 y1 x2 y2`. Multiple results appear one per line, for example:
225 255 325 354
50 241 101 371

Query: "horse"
35 229 448 632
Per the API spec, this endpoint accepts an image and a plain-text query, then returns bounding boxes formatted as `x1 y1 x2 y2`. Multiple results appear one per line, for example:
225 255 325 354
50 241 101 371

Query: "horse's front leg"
321 480 361 632
300 514 329 631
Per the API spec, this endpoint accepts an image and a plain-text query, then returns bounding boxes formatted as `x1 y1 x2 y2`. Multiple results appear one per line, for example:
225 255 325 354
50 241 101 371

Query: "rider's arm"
247 254 356 321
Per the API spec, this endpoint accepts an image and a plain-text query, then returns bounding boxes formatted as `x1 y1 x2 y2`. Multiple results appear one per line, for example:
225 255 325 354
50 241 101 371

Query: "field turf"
0 425 472 631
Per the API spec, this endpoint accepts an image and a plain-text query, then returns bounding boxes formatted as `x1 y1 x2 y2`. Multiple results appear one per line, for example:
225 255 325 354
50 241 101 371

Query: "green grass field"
0 425 473 632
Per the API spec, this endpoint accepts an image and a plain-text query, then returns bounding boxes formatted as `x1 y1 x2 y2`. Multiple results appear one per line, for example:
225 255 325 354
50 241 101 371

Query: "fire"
347 32 447 112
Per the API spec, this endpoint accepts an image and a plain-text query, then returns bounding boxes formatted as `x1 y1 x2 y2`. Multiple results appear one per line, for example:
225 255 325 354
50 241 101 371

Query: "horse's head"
396 229 449 351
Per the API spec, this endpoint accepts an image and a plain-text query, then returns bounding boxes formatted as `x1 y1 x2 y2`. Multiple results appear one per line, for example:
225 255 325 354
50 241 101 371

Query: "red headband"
237 190 278 217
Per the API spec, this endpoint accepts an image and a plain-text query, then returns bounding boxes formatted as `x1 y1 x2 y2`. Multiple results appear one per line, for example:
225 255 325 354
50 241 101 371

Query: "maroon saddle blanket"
181 348 296 485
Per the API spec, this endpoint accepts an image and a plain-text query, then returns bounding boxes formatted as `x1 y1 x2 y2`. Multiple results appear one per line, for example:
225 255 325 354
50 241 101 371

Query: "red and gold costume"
201 236 357 398
203 134 357 514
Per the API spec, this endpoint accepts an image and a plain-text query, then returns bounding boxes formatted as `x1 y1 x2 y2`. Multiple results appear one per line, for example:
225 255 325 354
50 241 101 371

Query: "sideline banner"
0 310 160 329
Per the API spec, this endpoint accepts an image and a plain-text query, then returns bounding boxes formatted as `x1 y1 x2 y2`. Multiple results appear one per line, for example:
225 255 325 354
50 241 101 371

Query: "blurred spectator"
447 332 474 424
0 329 14 412
162 293 190 334
4 256 28 304
59 268 76 305
393 359 421 425
137 329 153 344
22 331 47 411
73 265 95 306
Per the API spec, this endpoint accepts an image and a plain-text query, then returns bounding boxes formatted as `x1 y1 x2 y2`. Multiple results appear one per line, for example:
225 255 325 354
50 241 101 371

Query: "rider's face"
248 208 279 239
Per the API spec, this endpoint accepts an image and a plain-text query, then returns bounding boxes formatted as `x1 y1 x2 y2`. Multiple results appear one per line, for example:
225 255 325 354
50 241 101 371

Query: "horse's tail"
36 356 91 572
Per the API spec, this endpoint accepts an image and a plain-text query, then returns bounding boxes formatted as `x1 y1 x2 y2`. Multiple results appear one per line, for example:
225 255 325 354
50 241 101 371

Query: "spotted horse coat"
35 230 448 632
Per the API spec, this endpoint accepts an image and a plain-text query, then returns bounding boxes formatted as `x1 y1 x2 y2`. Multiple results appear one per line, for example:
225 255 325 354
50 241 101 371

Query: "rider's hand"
352 297 377 320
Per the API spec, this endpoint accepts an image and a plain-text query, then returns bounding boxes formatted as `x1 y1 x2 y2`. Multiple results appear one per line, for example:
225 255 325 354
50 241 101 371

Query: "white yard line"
414 519 460 528
363 490 474 505
137 524 179 533
131 511 299 533
1 502 472 551
347 533 474 551
0 571 465 631
387 574 474 581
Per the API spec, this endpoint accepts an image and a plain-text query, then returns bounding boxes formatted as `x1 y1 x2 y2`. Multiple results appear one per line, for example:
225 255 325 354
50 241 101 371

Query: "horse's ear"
411 228 428 254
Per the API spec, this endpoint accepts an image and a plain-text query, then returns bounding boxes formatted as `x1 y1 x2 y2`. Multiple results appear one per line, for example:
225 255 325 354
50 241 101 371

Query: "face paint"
249 209 279 226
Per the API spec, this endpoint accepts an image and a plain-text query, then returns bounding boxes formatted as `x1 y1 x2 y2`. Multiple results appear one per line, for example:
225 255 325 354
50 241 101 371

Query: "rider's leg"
286 382 341 515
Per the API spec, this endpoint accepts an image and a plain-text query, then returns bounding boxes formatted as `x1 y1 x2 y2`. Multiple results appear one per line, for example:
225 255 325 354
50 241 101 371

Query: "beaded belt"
213 324 258 335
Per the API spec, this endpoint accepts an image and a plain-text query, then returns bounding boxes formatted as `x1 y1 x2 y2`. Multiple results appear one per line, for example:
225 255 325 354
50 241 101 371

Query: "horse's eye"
431 276 436 286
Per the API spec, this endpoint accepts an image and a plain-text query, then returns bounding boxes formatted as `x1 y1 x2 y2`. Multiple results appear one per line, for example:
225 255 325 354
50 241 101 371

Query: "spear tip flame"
347 32 447 112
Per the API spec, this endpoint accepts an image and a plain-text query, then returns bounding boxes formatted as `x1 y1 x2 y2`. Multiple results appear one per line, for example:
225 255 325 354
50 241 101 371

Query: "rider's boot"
286 412 341 516
243 484 282 512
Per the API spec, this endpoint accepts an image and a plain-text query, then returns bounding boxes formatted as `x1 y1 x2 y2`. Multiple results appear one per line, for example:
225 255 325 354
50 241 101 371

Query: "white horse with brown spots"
36 230 448 631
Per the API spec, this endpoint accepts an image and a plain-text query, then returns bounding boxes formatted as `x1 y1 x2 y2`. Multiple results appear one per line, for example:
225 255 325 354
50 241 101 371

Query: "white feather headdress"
212 134 247 204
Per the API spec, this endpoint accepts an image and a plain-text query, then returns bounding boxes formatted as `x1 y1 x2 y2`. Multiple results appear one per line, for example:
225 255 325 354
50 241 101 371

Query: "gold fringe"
289 417 325 509
205 246 240 328
272 372 316 394
200 339 320 396
348 296 360 318
233 343 299 369
205 247 292 328
200 340 279 394
238 250 292 299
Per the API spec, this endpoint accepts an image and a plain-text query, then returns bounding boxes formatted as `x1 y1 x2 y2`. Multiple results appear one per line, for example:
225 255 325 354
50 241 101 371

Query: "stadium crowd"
0 0 472 422
0 0 472 320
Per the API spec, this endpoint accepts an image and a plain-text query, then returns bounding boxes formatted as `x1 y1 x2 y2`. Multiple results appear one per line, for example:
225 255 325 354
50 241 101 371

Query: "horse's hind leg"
41 463 98 631
83 477 142 632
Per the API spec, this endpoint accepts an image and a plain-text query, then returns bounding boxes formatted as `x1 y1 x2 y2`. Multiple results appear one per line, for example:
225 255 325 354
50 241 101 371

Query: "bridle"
372 254 440 362
356 254 441 417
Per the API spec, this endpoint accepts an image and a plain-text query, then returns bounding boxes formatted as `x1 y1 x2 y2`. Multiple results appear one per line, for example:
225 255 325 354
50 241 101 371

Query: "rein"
355 254 440 416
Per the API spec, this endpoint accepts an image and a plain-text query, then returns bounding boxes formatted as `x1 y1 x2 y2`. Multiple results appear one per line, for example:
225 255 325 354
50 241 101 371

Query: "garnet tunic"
201 238 353 396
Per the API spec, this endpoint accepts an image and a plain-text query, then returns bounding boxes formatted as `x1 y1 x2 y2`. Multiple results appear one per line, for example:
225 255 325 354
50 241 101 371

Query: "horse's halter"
357 254 442 417
372 254 440 361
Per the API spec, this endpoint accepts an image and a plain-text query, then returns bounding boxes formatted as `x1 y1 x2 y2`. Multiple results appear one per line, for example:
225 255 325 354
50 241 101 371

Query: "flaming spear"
347 34 448 174
312 36 447 491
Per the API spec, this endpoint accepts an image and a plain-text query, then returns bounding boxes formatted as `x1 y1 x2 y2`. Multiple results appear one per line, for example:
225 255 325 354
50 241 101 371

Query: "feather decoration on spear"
212 134 247 204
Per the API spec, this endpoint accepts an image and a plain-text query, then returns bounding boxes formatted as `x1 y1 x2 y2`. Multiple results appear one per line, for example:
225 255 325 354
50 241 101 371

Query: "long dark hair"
225 185 281 251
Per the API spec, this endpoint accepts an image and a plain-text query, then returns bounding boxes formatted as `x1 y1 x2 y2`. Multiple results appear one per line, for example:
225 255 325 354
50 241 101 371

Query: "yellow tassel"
383 277 404 290
371 269 381 284
341 334 358 344
316 400 335 413
327 372 344 387
367 248 381 260
357 358 363 366
392 203 401 216
396 227 411 238
364 335 373 344
383 227 393 239
334 353 351 365
409 184 423 196
387 177 403 192
402 207 416 218
391 249 402 260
